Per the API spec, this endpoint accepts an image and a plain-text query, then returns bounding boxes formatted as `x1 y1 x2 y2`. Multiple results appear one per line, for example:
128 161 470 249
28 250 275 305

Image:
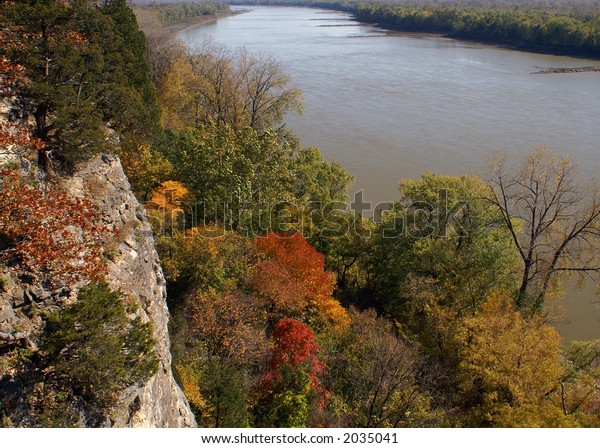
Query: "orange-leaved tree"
147 179 192 234
251 231 349 329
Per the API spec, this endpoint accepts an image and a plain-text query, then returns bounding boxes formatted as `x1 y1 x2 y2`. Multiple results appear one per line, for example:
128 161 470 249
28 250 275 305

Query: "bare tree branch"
486 147 600 311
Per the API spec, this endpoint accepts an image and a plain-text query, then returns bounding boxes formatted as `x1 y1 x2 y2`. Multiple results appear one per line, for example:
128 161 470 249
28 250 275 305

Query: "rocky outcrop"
58 154 196 427
0 151 196 427
1 56 195 426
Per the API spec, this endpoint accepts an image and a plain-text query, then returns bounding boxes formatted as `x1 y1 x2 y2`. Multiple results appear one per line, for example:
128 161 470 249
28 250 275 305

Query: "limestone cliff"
0 151 196 427
60 154 196 427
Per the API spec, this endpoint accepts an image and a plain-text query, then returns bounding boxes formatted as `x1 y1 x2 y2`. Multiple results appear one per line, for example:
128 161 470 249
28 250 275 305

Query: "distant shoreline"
224 2 600 61
165 9 254 37
172 4 600 71
163 12 237 36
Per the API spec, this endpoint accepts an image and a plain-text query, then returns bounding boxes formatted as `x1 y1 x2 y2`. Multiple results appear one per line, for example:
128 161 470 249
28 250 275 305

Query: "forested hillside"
134 1 600 427
1 0 599 428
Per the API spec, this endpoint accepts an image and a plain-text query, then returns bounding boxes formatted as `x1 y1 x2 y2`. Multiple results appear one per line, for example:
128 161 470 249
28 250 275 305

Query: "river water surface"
179 6 600 341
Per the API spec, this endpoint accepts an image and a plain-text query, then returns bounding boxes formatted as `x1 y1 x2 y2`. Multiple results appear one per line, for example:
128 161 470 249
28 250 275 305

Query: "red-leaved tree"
266 317 324 390
259 317 326 427
252 231 348 328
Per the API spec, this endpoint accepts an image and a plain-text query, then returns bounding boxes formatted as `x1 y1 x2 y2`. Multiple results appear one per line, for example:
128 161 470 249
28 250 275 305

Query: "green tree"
291 147 352 205
397 173 520 312
98 0 161 142
339 173 520 316
290 147 354 252
43 281 158 413
201 361 249 428
163 123 295 231
0 0 161 166
2 0 102 165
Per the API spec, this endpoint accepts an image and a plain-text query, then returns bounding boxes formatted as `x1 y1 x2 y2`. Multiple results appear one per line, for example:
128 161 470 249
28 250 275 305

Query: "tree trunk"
516 260 532 308
34 104 50 171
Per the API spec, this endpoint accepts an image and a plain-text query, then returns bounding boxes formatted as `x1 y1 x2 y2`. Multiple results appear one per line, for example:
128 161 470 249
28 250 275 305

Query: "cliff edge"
0 149 196 427
61 154 196 427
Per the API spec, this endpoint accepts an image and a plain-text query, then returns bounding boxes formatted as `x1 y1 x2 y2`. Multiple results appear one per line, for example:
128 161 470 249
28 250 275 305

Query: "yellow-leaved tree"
455 292 574 427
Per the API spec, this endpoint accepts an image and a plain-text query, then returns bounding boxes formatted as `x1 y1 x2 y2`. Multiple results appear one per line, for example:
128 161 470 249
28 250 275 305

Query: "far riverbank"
163 11 242 35
227 1 600 60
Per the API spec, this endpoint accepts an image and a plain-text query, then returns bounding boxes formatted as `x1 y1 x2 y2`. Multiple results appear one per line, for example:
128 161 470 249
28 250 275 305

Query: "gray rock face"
60 154 196 428
1 80 192 425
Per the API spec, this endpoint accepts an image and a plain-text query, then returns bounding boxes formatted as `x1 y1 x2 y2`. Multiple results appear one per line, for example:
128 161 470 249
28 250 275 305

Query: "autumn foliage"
147 180 191 233
0 123 44 159
1 53 109 287
252 231 349 328
456 292 565 425
0 168 110 287
265 317 324 391
0 56 42 158
258 317 326 427
188 290 266 364
0 55 27 97
149 180 190 212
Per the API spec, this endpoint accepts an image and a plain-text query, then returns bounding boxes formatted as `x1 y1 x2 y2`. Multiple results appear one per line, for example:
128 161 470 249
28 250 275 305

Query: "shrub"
43 281 158 413
0 168 110 287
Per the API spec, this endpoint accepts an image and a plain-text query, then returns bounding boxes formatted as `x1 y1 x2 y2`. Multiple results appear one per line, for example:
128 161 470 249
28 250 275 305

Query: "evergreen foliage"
0 0 161 165
43 281 158 413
